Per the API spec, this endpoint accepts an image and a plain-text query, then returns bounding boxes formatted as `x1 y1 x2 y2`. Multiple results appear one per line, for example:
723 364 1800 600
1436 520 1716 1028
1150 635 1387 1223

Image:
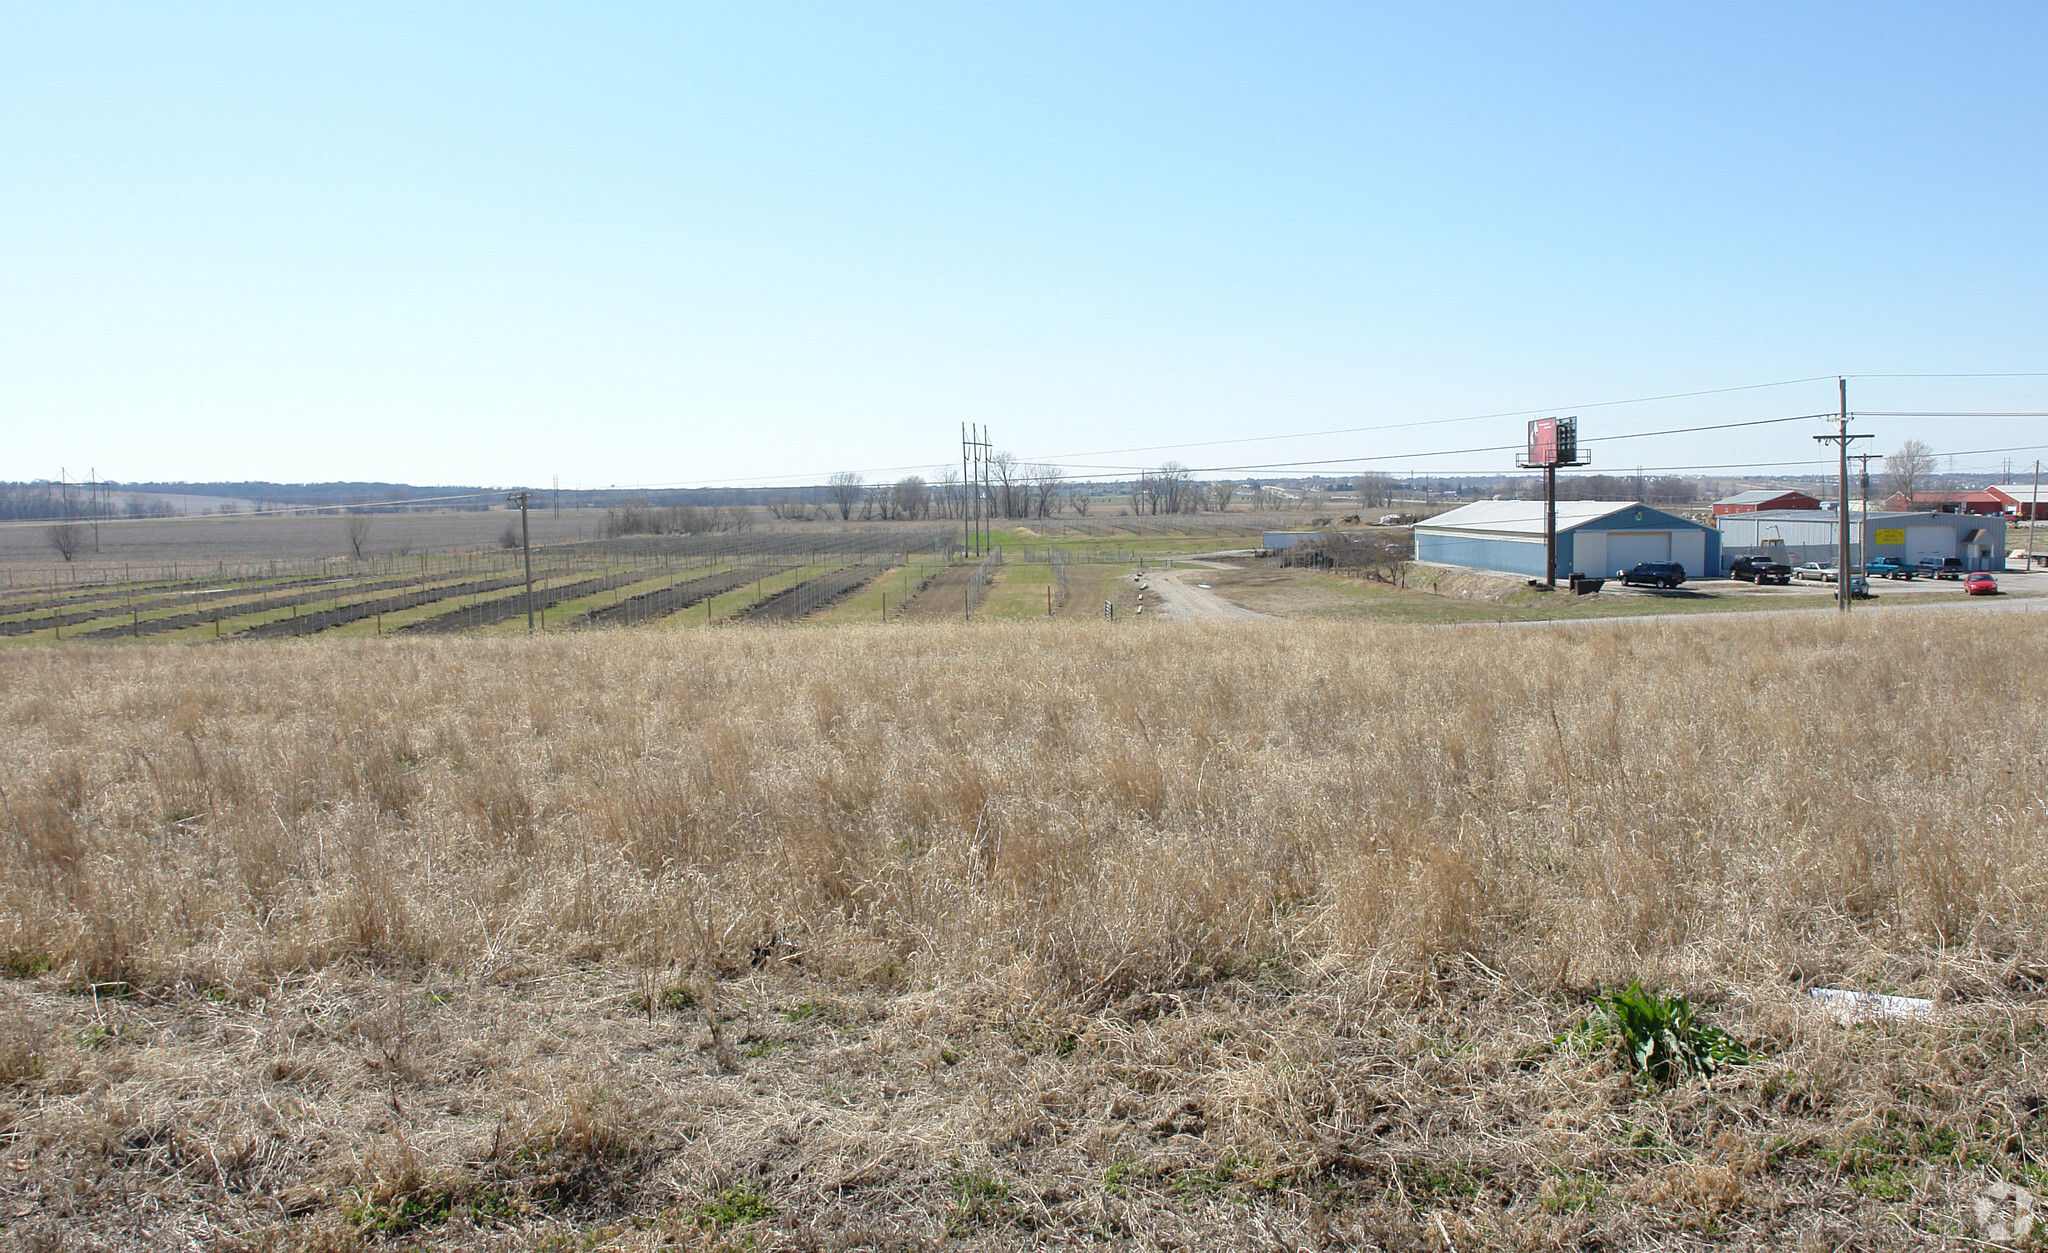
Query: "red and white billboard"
1524 416 1579 467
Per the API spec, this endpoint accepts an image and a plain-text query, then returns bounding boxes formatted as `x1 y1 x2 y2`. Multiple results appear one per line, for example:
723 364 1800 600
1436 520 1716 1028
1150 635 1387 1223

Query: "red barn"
1984 485 2048 519
1883 490 2005 515
1713 489 1821 517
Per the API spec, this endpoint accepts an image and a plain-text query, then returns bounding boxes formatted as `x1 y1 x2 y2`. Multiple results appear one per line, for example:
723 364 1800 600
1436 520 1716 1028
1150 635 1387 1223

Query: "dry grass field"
3 614 2047 1250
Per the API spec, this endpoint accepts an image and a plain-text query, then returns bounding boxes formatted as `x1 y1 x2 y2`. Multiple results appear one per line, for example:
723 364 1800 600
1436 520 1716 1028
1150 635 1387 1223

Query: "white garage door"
1671 532 1706 577
1905 526 1951 564
1606 532 1671 571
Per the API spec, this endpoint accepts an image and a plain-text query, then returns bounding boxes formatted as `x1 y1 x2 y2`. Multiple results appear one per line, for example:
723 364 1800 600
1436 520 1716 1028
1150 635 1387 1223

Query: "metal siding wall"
1415 531 1547 578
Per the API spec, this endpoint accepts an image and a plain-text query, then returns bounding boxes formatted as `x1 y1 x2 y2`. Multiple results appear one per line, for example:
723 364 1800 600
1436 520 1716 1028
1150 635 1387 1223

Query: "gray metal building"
1415 500 1719 580
1715 510 2005 572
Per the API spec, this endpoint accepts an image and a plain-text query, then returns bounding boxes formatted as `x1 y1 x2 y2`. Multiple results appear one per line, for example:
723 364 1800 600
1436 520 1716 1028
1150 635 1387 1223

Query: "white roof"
1418 499 1657 536
1985 485 2046 500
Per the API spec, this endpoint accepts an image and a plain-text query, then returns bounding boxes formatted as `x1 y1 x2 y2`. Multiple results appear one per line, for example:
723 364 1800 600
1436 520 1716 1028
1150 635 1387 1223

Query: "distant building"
1414 500 1719 580
1712 489 1820 517
1982 484 2048 520
1262 531 1322 550
1717 510 2004 572
1882 489 2005 515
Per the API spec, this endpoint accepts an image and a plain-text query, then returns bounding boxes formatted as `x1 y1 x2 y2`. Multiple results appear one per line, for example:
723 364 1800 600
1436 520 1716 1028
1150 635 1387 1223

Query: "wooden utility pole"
1813 378 1871 612
2031 460 2041 569
509 490 535 633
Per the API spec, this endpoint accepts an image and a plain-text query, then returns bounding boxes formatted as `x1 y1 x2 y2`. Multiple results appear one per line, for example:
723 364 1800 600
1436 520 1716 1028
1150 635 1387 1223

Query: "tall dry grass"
3 615 2041 1003
4 614 2047 1249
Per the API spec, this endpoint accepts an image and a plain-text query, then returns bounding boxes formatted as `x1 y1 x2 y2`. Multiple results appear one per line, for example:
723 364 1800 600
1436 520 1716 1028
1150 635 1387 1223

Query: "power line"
559 374 1855 492
1017 374 1841 463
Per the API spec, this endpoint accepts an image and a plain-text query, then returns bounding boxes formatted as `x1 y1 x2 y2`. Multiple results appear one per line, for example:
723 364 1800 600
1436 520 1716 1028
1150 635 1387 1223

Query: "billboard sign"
1525 416 1579 467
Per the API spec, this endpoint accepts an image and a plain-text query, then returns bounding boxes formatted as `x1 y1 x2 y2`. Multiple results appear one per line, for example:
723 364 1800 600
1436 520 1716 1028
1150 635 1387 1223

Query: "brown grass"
2 614 2046 1248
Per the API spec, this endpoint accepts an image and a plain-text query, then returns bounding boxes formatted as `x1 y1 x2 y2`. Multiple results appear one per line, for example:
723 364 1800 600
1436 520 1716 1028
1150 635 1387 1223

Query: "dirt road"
1142 566 1272 622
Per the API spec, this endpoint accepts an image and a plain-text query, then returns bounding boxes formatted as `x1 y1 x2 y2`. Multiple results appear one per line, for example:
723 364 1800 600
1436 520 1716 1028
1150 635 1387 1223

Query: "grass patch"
694 1185 776 1228
948 1170 1015 1232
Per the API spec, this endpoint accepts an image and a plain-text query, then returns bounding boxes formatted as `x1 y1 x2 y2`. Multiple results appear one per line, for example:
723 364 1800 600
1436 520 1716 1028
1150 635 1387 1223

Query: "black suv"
1619 561 1687 589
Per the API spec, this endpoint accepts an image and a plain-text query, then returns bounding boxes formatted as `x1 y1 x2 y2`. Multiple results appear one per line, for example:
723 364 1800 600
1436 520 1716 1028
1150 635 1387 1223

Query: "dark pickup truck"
1728 555 1791 584
1918 557 1965 580
1865 557 1916 580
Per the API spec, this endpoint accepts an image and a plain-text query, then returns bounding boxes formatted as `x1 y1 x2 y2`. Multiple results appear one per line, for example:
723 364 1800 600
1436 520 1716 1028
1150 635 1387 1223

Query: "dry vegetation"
3 614 2047 1250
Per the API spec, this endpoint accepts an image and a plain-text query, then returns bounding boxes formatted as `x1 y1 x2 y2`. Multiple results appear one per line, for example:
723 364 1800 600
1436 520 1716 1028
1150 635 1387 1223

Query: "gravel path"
1142 566 1272 621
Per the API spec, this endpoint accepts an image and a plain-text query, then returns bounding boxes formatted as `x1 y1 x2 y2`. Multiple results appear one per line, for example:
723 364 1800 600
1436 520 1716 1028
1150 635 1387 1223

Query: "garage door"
1605 532 1671 571
1905 526 1951 564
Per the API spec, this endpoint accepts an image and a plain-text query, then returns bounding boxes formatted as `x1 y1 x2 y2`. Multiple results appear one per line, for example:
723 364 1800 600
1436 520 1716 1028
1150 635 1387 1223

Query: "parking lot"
1597 564 2048 602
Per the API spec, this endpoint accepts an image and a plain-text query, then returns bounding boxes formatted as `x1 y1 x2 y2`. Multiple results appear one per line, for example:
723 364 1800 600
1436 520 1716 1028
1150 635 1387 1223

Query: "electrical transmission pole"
1813 378 1871 612
509 490 535 633
959 424 992 558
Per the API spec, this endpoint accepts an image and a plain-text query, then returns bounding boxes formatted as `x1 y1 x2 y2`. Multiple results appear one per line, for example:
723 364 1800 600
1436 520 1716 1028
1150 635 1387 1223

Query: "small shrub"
1582 982 1748 1086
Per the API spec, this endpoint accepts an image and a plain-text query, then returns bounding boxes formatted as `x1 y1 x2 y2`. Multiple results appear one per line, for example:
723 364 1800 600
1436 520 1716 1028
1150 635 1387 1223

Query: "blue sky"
3 3 2045 490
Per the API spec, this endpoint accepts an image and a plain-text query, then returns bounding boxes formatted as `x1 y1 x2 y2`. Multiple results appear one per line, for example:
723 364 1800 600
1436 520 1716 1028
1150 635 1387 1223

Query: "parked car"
1848 575 1872 599
1918 557 1965 580
1864 557 1916 580
1791 562 1837 583
1618 561 1686 589
1965 572 1999 595
1728 555 1793 584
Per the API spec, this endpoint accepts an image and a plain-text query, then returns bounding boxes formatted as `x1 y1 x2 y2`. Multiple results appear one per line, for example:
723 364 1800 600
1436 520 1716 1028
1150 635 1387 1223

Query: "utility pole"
90 467 101 553
2031 460 2041 570
978 424 992 558
960 424 992 558
1850 451 1881 530
509 490 535 633
1813 378 1871 612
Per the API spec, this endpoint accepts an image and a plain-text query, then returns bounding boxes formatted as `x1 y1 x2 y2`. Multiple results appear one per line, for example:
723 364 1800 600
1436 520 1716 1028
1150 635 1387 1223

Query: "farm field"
0 509 611 569
3 613 2045 1250
0 529 960 644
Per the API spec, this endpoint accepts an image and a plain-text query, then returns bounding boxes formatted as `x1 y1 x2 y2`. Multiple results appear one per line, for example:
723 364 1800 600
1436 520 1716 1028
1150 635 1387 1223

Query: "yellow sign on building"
1874 528 1905 545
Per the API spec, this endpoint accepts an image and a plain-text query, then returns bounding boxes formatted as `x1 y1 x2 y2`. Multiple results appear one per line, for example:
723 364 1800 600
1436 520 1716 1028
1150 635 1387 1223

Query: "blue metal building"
1415 500 1720 580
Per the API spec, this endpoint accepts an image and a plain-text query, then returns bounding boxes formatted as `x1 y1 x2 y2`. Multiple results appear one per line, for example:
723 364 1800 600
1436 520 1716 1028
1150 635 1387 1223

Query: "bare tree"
1355 473 1395 509
1028 464 1064 517
1209 480 1238 512
891 476 930 520
46 520 84 562
827 472 864 521
1155 462 1193 514
1885 439 1936 507
989 452 1022 518
936 468 961 520
1069 486 1091 516
344 511 374 559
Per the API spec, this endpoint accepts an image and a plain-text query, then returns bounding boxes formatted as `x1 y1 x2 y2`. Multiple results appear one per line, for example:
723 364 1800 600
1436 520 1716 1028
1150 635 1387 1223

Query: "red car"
1964 572 1999 595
